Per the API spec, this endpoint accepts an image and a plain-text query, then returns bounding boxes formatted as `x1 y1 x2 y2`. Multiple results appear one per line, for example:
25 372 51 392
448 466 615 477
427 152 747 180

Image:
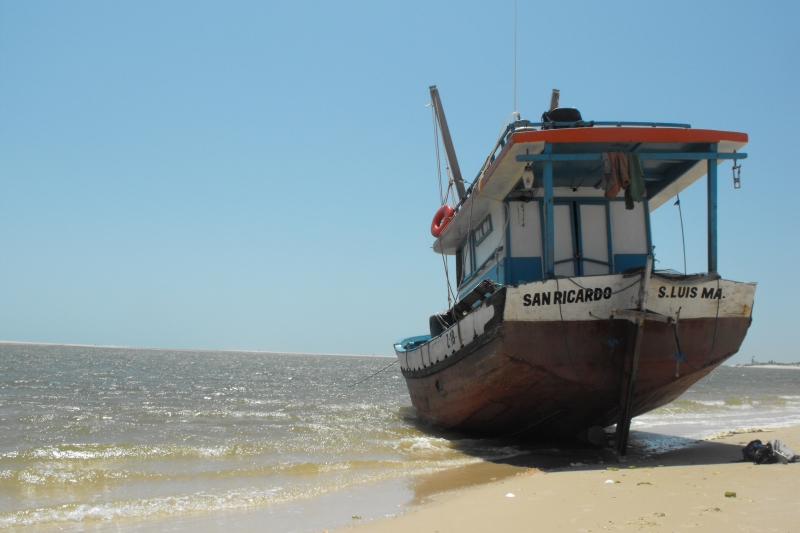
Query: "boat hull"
396 273 755 437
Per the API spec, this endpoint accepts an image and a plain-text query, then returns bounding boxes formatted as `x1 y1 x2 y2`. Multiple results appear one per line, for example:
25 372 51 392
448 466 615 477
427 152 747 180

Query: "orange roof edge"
510 127 748 146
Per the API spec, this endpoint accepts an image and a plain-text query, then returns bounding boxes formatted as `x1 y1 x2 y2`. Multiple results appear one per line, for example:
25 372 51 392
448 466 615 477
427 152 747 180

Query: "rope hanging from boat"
430 100 445 205
428 106 521 315
429 100 455 208
440 250 457 310
670 278 721 375
348 360 398 387
674 195 687 275
428 99 458 309
565 276 642 296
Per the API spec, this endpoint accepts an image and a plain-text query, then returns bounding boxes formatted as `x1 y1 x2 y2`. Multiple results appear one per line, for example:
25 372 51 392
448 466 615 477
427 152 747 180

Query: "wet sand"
331 426 800 533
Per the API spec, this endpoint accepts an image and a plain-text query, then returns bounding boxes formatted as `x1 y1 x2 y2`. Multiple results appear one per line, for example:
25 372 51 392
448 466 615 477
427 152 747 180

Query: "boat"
394 87 755 453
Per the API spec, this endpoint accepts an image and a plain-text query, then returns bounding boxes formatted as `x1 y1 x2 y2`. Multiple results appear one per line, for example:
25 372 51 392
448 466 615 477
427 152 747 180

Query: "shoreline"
328 425 800 533
7 426 798 533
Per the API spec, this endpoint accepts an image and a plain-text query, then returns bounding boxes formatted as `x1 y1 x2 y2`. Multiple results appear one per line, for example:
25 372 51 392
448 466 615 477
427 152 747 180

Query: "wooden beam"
429 86 466 202
613 255 653 457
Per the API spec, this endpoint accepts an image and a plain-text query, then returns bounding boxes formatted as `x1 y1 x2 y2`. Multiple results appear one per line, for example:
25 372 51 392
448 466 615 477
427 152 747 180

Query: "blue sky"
1 1 798 362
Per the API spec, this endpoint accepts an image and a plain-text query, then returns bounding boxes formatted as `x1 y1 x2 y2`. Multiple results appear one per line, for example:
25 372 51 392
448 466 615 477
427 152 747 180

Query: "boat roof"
433 125 747 255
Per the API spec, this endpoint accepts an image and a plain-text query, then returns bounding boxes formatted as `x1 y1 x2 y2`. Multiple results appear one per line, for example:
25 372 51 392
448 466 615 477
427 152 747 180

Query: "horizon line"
0 340 394 358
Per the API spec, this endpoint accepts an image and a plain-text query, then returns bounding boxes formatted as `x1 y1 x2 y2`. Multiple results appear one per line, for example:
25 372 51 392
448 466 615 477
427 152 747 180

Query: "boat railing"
453 120 694 213
516 121 692 129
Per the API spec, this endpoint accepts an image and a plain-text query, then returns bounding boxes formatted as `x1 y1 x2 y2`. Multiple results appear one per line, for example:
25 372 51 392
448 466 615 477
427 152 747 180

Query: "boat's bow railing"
429 279 501 338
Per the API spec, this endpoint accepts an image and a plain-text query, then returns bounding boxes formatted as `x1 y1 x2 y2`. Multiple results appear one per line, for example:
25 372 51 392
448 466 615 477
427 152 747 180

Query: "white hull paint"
397 273 755 373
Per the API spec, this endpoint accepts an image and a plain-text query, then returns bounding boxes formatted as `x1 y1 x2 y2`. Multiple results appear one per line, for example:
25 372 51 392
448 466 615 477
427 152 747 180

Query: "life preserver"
430 205 455 237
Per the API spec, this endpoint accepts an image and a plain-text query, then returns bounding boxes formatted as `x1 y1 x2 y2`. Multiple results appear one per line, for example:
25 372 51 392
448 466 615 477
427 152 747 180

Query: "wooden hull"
396 273 755 437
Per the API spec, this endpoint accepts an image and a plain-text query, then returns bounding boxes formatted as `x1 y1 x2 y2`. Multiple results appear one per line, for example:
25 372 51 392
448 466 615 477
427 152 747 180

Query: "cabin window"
553 203 577 276
461 240 473 278
609 201 649 272
455 246 463 285
579 203 612 275
473 215 493 246
507 200 544 284
554 200 613 276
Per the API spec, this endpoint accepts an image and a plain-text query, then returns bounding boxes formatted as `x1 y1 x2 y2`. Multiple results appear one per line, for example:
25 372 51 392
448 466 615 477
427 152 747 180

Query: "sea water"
632 364 800 437
1 343 798 531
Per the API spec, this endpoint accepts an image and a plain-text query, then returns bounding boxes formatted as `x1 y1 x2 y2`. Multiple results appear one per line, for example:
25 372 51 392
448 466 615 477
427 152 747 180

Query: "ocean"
1 343 798 532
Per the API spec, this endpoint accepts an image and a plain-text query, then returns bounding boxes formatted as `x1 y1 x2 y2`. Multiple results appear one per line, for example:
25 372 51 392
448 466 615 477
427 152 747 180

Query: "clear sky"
1 1 798 362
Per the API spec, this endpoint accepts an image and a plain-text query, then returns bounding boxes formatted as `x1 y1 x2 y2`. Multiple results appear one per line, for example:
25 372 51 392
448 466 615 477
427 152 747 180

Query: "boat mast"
429 86 466 202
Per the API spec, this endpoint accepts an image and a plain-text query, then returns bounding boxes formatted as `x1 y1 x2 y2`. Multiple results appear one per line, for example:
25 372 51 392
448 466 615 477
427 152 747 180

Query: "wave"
1 443 260 462
646 395 800 415
0 456 479 528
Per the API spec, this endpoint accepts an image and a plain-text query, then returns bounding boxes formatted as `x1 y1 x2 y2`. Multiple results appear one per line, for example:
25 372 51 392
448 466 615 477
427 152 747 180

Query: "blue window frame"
472 214 493 247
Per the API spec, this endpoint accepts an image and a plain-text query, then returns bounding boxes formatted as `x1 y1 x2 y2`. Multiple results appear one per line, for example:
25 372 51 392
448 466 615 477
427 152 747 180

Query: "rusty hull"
401 298 751 437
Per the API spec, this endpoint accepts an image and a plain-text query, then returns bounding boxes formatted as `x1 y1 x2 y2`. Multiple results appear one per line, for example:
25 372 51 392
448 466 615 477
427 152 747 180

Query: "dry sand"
331 426 800 533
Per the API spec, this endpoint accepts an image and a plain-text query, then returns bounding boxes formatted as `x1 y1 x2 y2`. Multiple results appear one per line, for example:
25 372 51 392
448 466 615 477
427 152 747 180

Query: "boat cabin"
434 122 748 303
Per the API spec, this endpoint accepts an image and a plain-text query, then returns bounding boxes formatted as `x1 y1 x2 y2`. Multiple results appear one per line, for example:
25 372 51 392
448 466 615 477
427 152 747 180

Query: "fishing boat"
394 87 755 453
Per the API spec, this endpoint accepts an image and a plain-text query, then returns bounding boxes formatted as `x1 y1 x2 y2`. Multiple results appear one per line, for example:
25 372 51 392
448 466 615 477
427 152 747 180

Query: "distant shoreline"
0 340 393 358
3 341 794 364
728 363 800 369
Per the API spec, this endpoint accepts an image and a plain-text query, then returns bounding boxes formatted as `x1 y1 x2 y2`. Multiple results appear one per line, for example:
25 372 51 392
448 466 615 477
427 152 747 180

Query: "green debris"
628 465 636 469
725 492 736 498
352 515 362 519
607 467 619 471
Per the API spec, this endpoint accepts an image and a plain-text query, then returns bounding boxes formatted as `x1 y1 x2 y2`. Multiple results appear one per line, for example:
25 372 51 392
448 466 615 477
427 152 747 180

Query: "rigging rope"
564 275 642 296
674 194 687 275
670 278 721 374
348 359 399 387
430 103 445 206
429 98 457 308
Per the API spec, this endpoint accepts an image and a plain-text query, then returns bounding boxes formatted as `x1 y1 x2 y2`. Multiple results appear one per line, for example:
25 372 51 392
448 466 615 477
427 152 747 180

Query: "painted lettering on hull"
522 287 612 307
656 286 722 299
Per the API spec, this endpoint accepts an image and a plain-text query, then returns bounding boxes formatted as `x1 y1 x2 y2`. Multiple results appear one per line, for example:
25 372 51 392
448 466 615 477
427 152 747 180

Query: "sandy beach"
332 426 800 533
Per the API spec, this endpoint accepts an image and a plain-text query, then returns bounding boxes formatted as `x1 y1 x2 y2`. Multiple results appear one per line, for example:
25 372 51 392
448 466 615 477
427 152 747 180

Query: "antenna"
513 0 518 118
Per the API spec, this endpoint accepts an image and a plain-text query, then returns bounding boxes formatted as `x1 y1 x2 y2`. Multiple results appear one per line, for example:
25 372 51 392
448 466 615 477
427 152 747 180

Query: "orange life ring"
431 205 455 237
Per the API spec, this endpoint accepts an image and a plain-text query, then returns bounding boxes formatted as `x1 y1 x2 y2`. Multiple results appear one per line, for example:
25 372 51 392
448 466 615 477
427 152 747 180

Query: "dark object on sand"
768 439 797 464
743 439 798 464
743 440 773 464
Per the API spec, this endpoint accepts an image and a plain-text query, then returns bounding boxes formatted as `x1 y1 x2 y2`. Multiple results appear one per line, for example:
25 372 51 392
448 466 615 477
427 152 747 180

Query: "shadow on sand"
401 416 754 504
